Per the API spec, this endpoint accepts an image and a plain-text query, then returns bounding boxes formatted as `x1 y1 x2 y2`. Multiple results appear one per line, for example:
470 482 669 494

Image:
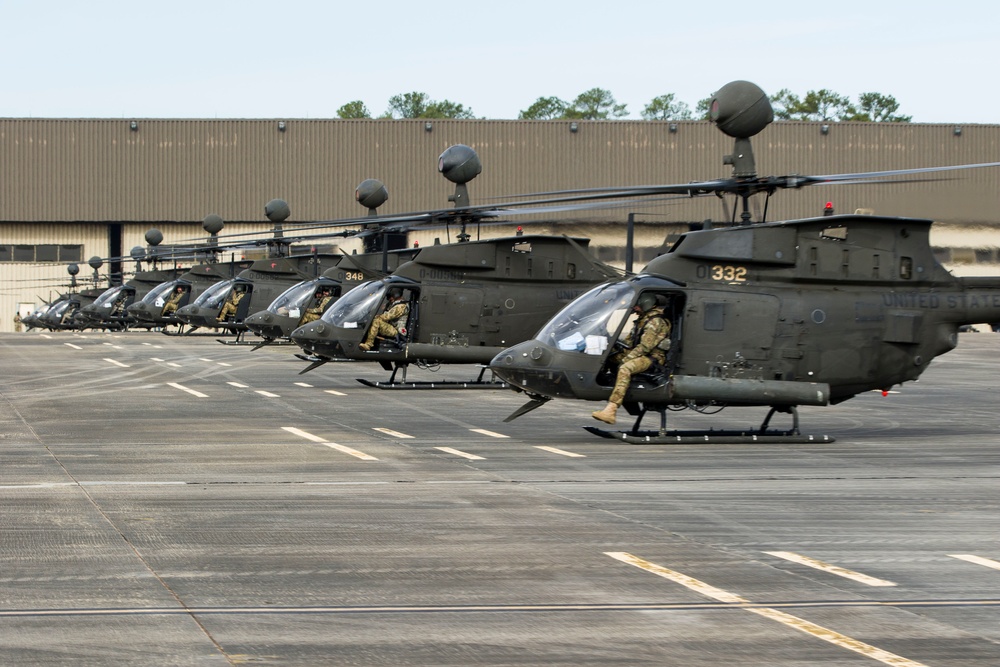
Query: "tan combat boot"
591 402 618 425
358 342 372 351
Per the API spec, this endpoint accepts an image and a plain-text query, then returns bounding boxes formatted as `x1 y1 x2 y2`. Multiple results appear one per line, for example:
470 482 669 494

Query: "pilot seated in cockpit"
592 293 671 425
358 288 409 351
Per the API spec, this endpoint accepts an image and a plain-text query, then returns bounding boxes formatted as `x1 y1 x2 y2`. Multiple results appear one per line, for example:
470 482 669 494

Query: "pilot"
300 287 333 324
161 286 186 316
591 293 671 425
358 287 408 351
218 285 246 321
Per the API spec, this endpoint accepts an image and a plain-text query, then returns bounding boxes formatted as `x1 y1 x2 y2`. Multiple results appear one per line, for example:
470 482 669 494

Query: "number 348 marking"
709 265 748 282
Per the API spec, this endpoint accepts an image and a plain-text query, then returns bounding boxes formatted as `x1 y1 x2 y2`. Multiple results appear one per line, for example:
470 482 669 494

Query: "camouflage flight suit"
300 294 333 325
218 290 245 321
161 289 185 316
361 300 409 348
608 306 671 406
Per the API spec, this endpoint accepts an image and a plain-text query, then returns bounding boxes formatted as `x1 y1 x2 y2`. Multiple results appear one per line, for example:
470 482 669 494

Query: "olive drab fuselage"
491 214 1000 408
289 234 618 365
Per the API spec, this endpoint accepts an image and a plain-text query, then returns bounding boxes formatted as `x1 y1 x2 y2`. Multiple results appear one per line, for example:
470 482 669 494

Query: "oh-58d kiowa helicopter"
288 144 624 386
489 80 1000 444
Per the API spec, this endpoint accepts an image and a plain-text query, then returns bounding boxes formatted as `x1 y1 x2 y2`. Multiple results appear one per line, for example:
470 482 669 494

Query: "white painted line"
281 427 378 460
295 382 313 388
199 358 213 362
167 362 181 368
765 551 896 587
325 390 347 396
167 382 208 398
227 382 249 388
605 552 927 667
255 390 281 398
323 443 379 460
102 342 121 349
435 447 485 460
64 343 82 350
151 357 164 362
373 427 413 439
141 342 152 346
949 554 1000 571
217 362 232 367
40 334 52 339
103 358 130 368
282 427 327 443
469 428 509 439
535 445 585 458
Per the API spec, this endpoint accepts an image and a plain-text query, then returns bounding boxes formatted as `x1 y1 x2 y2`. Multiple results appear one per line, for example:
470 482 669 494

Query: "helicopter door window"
325 280 387 327
900 257 913 280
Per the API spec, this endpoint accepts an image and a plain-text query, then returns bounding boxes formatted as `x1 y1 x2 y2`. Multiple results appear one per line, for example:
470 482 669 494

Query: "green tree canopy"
564 88 628 120
770 88 911 122
384 92 475 119
845 92 912 122
337 100 371 119
519 96 569 120
641 94 692 121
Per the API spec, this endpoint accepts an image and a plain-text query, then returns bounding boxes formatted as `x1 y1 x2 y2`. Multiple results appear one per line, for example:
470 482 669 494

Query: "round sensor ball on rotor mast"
710 80 774 139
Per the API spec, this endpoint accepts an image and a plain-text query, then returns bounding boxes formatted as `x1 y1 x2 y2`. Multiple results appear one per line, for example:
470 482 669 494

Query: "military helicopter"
243 180 421 347
489 80 1000 443
124 215 255 332
173 198 382 342
77 229 192 330
31 260 111 331
289 144 625 385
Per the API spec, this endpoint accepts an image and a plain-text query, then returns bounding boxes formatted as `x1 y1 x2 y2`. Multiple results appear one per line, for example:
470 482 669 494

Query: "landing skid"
585 405 834 444
357 364 508 390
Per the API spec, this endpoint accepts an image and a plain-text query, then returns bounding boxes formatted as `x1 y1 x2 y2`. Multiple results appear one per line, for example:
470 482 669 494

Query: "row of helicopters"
23 80 1000 444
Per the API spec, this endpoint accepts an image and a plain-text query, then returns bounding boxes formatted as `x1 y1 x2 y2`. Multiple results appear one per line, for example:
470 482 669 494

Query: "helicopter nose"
290 321 329 344
490 341 580 400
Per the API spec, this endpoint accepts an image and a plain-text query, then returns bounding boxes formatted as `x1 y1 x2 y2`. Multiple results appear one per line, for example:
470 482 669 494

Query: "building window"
0 244 84 262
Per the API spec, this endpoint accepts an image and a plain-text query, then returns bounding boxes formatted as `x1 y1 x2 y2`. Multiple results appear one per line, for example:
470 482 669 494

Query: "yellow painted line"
765 551 896 587
294 382 313 388
64 343 82 350
435 447 485 461
469 428 508 439
325 390 347 396
373 427 413 439
227 382 249 388
103 358 130 368
949 554 1000 571
605 552 928 667
255 390 281 398
535 445 585 458
281 427 378 461
167 382 208 398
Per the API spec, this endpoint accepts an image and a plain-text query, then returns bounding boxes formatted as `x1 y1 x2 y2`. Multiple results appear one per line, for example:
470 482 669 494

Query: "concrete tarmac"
1 330 998 666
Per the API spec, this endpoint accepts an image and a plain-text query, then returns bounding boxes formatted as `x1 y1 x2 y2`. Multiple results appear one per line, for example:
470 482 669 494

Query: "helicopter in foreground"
288 145 623 385
489 80 1000 443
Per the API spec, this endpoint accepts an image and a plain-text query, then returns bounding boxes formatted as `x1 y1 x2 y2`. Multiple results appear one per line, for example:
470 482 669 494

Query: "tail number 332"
699 264 748 282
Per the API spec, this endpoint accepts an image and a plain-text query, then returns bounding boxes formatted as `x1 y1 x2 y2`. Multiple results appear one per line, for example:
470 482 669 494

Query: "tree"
519 96 569 120
641 94 692 121
694 96 713 120
565 88 628 120
385 92 475 119
769 89 801 121
795 89 854 121
845 92 912 122
337 100 371 119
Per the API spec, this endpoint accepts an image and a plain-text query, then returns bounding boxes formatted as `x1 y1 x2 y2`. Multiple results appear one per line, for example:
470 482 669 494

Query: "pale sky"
3 0 997 124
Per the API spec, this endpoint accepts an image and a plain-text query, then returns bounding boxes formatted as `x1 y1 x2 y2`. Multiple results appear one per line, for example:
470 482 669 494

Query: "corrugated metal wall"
2 118 999 331
1 118 997 224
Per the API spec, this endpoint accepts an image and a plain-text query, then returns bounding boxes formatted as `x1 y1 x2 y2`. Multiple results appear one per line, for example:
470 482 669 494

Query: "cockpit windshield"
534 282 635 355
141 280 183 307
192 279 236 308
323 280 387 327
268 280 322 317
92 285 129 307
